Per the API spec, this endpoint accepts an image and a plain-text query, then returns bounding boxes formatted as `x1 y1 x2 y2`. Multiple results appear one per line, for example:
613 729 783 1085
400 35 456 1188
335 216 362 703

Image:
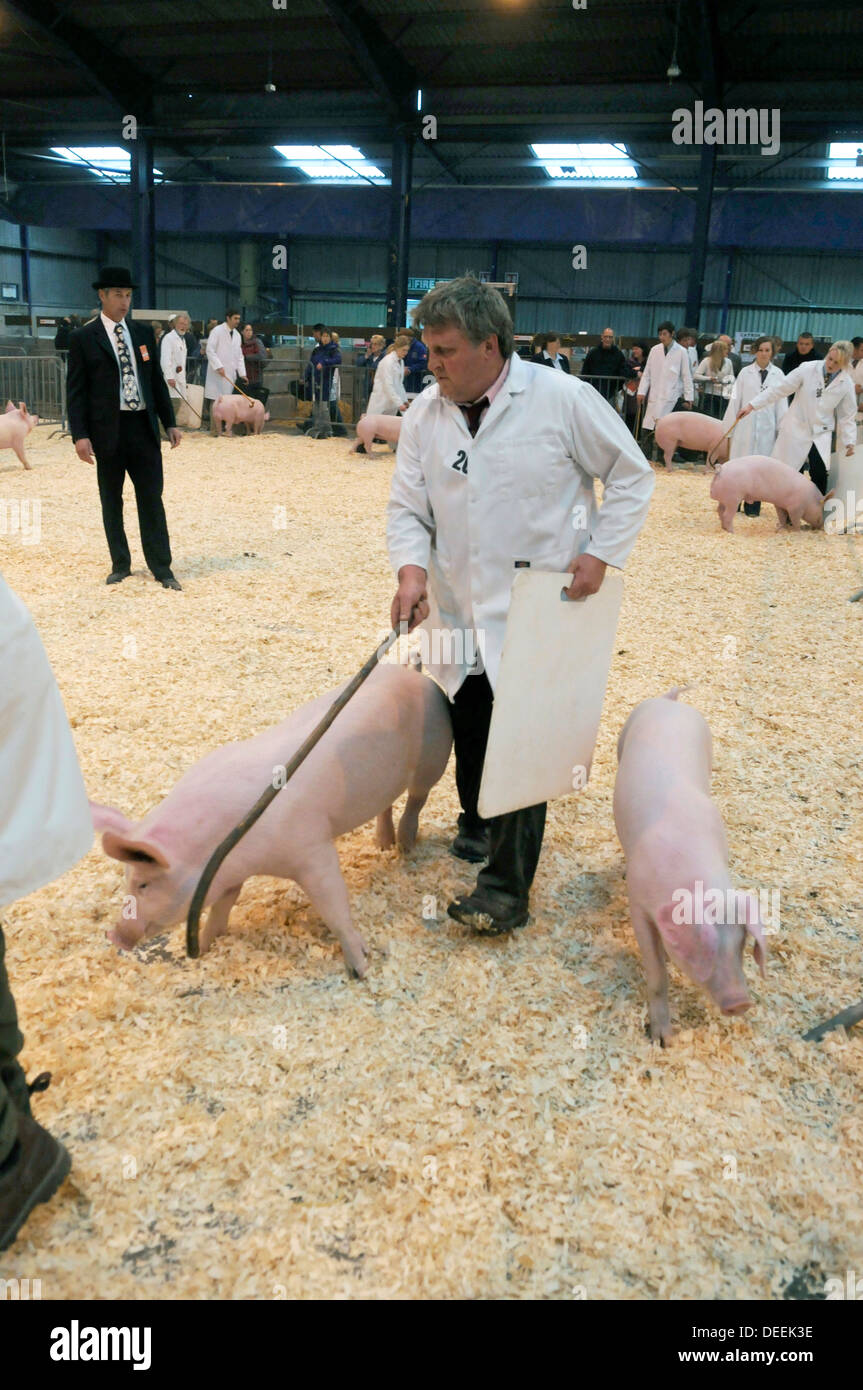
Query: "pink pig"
90 663 452 978
211 394 269 436
613 689 767 1044
710 455 834 533
654 410 730 469
0 401 39 469
350 413 403 454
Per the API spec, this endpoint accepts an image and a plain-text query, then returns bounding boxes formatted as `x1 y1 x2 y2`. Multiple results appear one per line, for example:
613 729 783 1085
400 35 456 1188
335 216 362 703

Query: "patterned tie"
463 396 489 437
114 322 141 409
760 368 768 385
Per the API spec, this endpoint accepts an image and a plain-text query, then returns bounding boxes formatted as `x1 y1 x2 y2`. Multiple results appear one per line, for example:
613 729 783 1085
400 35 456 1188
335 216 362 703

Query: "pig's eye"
138 883 148 892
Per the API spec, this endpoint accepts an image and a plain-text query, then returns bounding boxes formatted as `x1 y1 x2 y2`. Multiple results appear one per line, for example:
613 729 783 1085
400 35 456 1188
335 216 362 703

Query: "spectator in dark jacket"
781 331 823 375
53 317 73 351
241 323 270 404
356 334 386 401
300 329 345 434
531 333 571 373
580 327 632 401
403 333 430 393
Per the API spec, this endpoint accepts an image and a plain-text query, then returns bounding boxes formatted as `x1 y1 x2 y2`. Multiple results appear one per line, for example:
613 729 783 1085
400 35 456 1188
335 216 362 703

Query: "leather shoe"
450 826 490 862
106 569 130 584
447 892 529 936
0 1112 71 1251
159 576 182 590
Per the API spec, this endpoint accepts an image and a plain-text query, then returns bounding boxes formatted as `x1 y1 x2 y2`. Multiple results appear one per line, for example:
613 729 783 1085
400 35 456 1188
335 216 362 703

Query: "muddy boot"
0 1112 71 1251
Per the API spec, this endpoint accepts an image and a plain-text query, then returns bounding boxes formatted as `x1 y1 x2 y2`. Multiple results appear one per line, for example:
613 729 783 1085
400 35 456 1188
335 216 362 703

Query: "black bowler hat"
92 265 137 290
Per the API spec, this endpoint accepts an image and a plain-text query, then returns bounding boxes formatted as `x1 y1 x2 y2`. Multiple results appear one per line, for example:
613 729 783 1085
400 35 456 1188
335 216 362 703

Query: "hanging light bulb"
667 0 682 81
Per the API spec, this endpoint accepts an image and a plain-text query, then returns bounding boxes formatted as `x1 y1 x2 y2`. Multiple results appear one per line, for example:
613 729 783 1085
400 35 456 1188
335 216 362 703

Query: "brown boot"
0 1112 71 1251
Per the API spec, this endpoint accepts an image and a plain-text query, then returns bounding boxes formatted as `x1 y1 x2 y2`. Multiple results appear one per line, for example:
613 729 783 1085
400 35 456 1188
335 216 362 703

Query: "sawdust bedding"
0 424 861 1300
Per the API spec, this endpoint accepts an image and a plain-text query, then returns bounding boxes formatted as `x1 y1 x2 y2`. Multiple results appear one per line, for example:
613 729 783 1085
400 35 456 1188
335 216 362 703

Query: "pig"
0 401 39 469
653 410 730 469
90 662 452 978
350 413 403 454
710 455 835 533
613 689 766 1044
211 393 269 437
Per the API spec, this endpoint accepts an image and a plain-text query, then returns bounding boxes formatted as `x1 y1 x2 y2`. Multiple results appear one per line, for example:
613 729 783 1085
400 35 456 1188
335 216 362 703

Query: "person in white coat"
204 308 248 402
388 277 654 937
738 340 857 494
367 336 411 416
722 336 787 515
694 341 735 416
637 320 694 457
0 572 93 1250
160 311 190 402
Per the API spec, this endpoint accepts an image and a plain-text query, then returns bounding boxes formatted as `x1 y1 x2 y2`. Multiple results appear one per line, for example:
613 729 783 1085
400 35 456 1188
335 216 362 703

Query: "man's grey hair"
412 276 514 358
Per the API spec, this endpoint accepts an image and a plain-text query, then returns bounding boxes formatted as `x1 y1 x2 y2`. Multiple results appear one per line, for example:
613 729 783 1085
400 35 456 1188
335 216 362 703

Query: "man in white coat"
388 278 654 937
637 320 694 459
0 572 93 1250
204 308 247 405
160 311 190 402
722 336 788 516
738 340 857 494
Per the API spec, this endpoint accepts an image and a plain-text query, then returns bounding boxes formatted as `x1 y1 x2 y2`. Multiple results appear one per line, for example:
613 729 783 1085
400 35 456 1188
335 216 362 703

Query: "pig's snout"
718 994 752 1016
107 922 145 950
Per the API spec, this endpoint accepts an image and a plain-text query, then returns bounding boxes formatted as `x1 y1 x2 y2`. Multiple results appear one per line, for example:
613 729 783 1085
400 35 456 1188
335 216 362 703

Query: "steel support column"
684 144 716 329
386 127 413 328
130 137 156 306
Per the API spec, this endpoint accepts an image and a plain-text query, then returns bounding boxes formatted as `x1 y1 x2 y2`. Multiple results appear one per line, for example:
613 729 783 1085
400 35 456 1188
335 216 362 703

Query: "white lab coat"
160 328 187 400
0 574 92 910
367 350 408 415
387 353 655 698
204 322 245 400
722 362 787 457
851 357 863 422
748 359 857 469
640 341 694 429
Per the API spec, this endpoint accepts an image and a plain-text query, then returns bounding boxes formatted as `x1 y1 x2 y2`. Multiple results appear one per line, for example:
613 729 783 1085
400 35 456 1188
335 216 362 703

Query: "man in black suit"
66 266 183 589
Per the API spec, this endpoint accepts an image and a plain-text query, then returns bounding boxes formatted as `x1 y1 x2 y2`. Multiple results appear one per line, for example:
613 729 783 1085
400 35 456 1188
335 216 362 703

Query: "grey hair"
412 276 514 358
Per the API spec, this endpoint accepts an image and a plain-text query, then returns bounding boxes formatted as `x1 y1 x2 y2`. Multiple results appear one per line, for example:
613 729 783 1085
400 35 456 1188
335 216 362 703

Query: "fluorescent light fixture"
531 142 637 180
51 147 163 179
274 144 386 181
827 141 863 180
417 89 423 111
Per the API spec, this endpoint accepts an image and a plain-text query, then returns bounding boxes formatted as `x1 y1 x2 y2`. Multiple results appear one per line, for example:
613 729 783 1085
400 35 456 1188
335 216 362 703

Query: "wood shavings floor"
1 425 861 1300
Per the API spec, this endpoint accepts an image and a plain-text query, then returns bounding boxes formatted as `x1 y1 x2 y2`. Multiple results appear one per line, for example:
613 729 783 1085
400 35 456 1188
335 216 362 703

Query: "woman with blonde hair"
738 339 857 493
365 334 411 416
694 339 735 416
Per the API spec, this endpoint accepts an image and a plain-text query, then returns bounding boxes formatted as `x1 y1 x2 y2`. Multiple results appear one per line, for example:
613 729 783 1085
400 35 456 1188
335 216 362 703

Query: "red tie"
463 396 489 437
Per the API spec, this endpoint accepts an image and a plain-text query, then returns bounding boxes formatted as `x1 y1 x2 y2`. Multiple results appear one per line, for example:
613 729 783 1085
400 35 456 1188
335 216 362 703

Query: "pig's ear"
656 902 718 983
18 402 25 416
4 400 14 413
738 893 767 978
89 800 132 835
101 831 171 869
822 489 836 506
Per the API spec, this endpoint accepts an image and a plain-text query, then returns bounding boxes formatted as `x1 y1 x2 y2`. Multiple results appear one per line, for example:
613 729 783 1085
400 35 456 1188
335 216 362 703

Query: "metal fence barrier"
0 354 67 430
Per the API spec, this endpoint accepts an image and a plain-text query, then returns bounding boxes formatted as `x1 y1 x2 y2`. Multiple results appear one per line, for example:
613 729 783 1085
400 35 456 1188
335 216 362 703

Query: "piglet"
710 455 834 533
90 663 452 978
350 413 403 454
613 689 766 1043
654 410 729 469
211 394 268 436
0 401 39 469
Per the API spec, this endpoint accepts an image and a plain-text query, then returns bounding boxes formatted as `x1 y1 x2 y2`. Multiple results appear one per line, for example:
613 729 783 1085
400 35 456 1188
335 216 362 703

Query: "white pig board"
477 570 624 818
826 438 863 533
174 383 204 430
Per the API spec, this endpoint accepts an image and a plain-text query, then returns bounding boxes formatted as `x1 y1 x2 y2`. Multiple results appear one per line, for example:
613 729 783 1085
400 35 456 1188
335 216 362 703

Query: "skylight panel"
51 147 162 180
826 142 863 180
274 144 386 182
530 142 637 180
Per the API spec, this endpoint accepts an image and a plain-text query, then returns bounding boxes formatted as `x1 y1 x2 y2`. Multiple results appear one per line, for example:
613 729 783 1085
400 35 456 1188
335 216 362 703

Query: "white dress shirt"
387 352 655 697
101 311 144 411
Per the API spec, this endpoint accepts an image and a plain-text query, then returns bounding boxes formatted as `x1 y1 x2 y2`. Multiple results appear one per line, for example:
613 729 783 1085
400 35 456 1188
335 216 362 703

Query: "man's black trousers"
95 412 172 578
449 671 546 907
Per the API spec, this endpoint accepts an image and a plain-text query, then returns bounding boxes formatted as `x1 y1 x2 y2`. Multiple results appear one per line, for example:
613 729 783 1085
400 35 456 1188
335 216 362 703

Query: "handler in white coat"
367 337 410 415
722 336 788 516
637 320 694 437
388 277 654 938
160 311 190 400
204 309 247 400
738 340 857 493
0 571 92 1248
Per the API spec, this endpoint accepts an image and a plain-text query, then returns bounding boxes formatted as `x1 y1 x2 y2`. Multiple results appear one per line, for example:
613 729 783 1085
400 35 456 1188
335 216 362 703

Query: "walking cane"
707 418 738 470
172 383 203 424
186 625 403 958
803 997 863 1042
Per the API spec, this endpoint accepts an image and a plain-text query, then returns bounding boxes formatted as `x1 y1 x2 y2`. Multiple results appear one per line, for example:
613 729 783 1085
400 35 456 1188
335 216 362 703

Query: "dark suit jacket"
531 351 571 374
66 317 175 455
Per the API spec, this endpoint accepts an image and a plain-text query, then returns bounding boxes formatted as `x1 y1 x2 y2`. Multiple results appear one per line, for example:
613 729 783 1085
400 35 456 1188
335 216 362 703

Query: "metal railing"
0 354 67 429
